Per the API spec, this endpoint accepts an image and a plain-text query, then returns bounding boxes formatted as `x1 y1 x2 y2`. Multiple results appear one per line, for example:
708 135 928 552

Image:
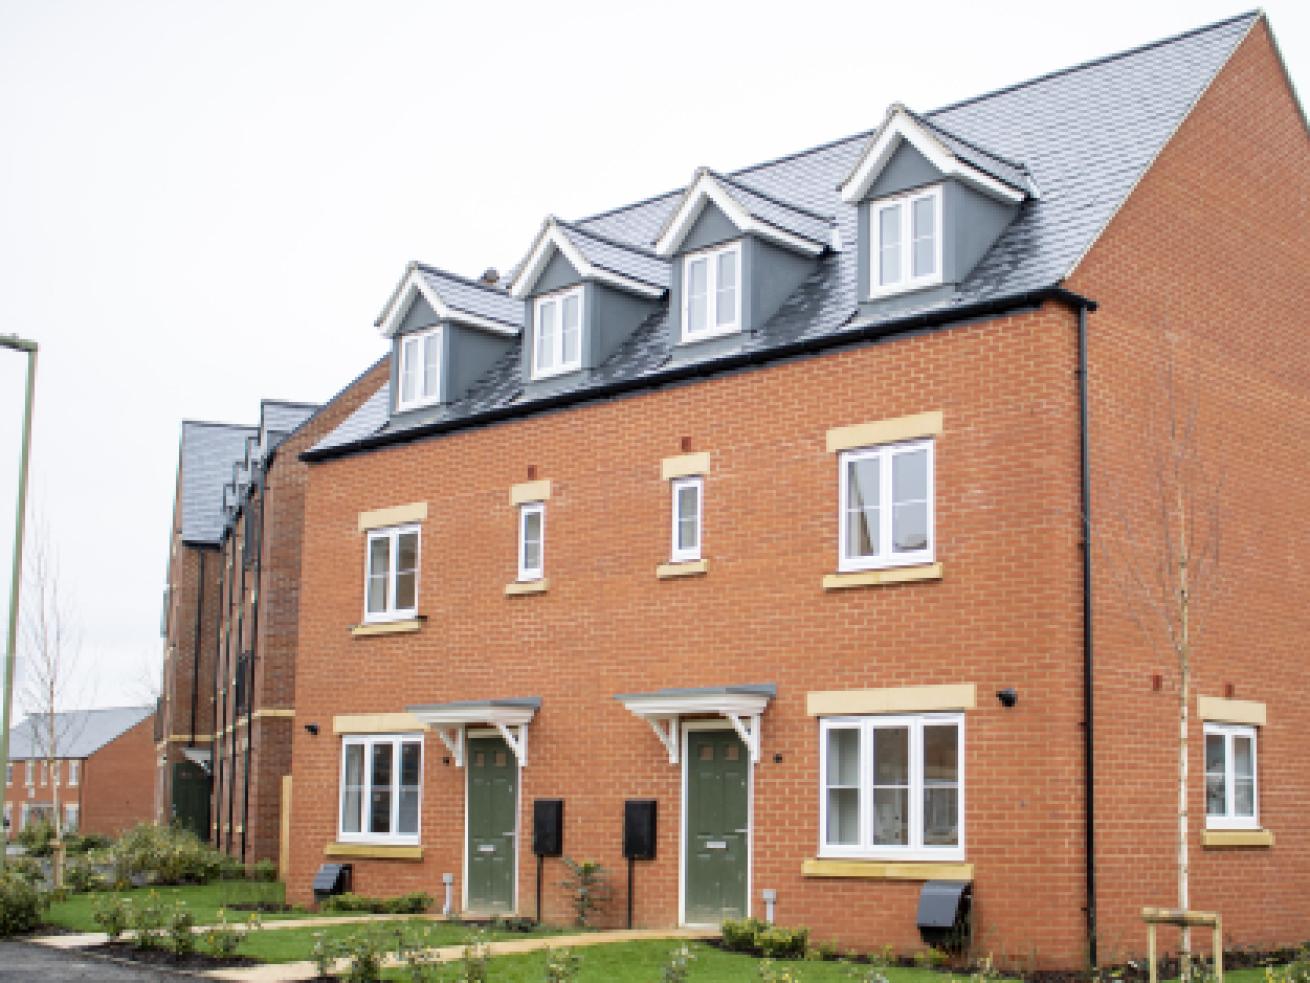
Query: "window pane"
922 724 959 846
367 537 390 614
369 743 393 834
400 338 419 404
561 293 580 365
878 204 902 286
912 195 936 277
395 532 418 611
398 742 421 835
536 301 556 371
522 509 542 572
676 484 699 551
1233 736 1255 817
342 745 364 834
872 787 908 845
873 726 908 784
826 728 860 786
686 258 708 333
923 787 958 846
892 449 929 553
827 789 859 846
422 334 440 399
845 457 881 558
1205 733 1226 816
715 250 737 327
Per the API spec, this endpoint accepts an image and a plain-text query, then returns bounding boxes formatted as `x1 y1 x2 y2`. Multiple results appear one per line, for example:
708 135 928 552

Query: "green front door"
466 737 518 913
172 762 211 841
685 729 749 924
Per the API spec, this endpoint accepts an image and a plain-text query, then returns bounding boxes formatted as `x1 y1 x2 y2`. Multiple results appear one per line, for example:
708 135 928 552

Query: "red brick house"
5 706 156 838
284 13 1309 968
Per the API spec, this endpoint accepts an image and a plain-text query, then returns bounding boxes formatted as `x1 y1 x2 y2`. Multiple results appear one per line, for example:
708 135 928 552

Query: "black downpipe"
228 539 244 856
190 552 205 747
1076 301 1098 969
211 549 224 849
241 470 265 863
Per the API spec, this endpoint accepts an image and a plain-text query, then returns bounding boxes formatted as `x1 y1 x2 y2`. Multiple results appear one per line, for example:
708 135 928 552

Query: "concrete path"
202 927 717 982
0 938 197 980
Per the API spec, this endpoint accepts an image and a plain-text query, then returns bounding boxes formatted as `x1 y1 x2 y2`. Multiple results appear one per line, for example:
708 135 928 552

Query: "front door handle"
734 828 749 834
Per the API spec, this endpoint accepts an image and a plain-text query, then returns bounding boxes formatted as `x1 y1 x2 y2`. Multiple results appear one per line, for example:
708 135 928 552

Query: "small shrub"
914 947 949 969
250 858 278 882
93 894 130 941
758 960 804 983
457 929 491 983
129 891 167 950
757 925 809 960
339 925 391 983
723 917 767 953
0 870 45 936
311 930 338 978
7 855 44 886
545 946 582 982
64 855 107 893
167 902 197 957
662 943 695 983
393 924 440 983
199 908 261 960
107 823 231 886
559 858 610 927
321 891 432 915
16 819 55 857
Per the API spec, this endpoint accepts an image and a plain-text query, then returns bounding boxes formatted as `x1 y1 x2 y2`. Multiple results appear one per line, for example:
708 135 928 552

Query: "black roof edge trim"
302 286 1097 464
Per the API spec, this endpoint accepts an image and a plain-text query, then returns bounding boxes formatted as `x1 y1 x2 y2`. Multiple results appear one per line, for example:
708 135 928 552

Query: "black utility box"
312 862 352 903
917 880 971 951
623 800 657 860
533 799 564 857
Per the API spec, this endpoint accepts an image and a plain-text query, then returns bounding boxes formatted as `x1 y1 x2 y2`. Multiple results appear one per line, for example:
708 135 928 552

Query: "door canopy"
406 697 541 768
615 684 775 764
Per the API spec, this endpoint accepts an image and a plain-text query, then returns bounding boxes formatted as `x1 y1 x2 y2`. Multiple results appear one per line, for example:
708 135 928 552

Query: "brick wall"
78 715 157 837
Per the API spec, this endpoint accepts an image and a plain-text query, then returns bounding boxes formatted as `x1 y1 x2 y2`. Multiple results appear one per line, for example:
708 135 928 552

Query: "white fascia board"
839 109 1027 206
655 172 824 258
409 703 539 728
377 267 519 338
509 219 664 300
619 692 772 718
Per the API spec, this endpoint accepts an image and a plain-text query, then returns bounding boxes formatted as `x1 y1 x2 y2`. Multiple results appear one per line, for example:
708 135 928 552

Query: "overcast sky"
0 0 1306 712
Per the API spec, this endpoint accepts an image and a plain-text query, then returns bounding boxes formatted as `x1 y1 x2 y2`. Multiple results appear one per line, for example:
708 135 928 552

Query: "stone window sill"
325 842 423 860
351 618 423 637
657 559 708 579
802 858 972 880
505 578 549 596
1201 829 1273 848
823 563 942 591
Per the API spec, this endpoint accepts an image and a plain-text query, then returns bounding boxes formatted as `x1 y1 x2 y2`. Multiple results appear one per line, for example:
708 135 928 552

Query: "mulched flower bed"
88 941 259 971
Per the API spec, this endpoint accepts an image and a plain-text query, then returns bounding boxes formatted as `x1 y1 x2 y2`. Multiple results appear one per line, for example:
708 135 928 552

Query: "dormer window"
870 186 942 298
533 287 583 379
397 328 441 411
681 242 741 342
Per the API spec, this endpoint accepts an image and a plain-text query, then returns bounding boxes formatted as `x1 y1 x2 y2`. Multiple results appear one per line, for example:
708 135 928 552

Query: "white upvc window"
363 525 420 623
820 713 963 861
670 476 703 563
52 761 60 787
533 287 583 379
681 242 741 342
24 762 32 787
338 734 423 845
839 438 934 572
397 328 441 411
518 502 545 581
869 185 943 298
1204 722 1258 830
39 762 47 787
68 761 79 787
64 804 78 833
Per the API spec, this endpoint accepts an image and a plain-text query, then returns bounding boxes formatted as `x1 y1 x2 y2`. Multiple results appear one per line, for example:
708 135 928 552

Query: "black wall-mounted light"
304 723 320 736
996 688 1018 708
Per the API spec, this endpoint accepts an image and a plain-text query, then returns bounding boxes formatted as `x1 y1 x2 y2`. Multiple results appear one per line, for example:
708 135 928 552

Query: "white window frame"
362 524 420 624
838 438 935 572
818 712 964 862
4 764 10 787
868 185 943 299
396 328 442 412
670 476 703 563
518 502 545 582
337 733 423 846
1203 722 1259 830
68 761 79 787
63 804 78 833
39 762 46 787
24 762 32 787
681 242 742 343
532 286 584 379
52 761 60 787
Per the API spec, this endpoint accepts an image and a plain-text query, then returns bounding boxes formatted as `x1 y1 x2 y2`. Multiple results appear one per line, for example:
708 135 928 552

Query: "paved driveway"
0 940 196 980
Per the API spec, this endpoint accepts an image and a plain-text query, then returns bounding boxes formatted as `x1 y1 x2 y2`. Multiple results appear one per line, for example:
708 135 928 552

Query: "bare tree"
17 523 90 886
1106 328 1222 980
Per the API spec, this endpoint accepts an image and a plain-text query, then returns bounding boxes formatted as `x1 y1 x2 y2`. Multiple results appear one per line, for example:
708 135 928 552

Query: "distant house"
4 706 155 838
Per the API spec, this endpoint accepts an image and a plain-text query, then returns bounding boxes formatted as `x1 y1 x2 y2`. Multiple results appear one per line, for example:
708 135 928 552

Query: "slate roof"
552 220 670 291
310 12 1259 458
7 706 154 761
662 168 833 250
412 264 523 330
908 111 1035 196
179 421 258 544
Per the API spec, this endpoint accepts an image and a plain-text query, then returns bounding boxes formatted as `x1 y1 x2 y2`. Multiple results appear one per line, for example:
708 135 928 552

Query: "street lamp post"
0 334 37 870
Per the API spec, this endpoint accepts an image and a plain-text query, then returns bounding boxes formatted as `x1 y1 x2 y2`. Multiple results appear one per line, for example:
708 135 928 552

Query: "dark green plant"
16 819 55 856
0 871 46 936
913 947 949 969
250 858 278 882
108 824 232 886
7 855 44 886
92 894 130 941
545 946 582 982
64 855 107 893
559 858 610 927
321 891 433 914
167 902 197 957
757 925 809 960
722 917 768 953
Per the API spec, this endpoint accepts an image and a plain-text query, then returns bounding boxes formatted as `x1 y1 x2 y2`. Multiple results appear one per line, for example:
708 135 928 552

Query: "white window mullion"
909 721 924 852
860 722 874 854
390 742 401 838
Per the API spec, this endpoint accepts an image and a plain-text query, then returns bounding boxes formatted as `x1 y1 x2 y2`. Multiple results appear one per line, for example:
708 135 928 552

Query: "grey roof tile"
8 706 154 760
707 170 833 248
414 264 523 330
313 13 1257 456
554 220 670 290
179 421 258 544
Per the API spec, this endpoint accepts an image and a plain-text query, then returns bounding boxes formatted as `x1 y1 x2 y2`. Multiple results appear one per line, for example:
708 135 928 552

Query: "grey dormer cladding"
307 13 1258 461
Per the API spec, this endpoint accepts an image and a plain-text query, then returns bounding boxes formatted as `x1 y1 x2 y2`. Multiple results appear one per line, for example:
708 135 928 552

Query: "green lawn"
43 881 329 932
236 918 564 965
381 940 951 982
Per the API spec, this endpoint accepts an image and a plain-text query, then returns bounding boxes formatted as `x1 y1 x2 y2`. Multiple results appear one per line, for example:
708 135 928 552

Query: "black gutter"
1074 299 1099 969
305 285 1096 463
190 551 205 747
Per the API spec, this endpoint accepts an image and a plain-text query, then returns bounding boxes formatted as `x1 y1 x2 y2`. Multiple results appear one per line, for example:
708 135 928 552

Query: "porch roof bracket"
406 697 541 769
494 722 529 767
615 684 775 765
646 716 679 764
434 726 465 768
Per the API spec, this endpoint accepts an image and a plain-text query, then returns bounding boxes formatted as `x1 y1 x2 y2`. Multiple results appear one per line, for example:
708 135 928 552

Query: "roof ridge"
181 420 257 431
260 399 320 410
555 217 666 259
927 9 1259 117
711 169 835 222
413 261 516 298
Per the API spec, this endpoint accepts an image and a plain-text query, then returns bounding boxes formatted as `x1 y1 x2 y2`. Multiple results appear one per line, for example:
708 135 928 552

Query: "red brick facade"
284 20 1309 970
